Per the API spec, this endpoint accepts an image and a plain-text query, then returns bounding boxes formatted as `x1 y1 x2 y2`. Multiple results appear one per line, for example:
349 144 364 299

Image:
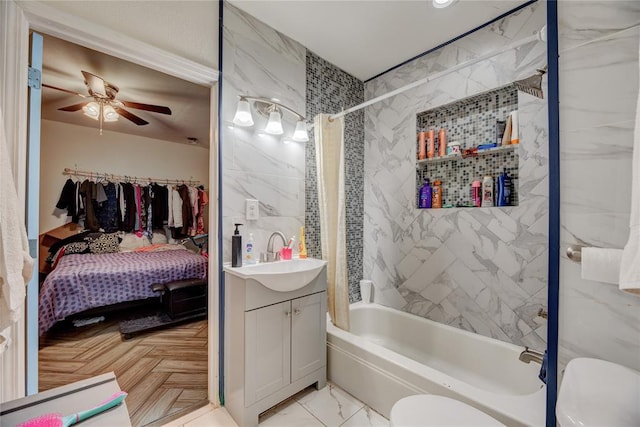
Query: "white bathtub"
327 302 546 426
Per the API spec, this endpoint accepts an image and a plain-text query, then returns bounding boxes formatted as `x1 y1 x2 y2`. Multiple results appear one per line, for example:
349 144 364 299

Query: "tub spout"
519 347 544 365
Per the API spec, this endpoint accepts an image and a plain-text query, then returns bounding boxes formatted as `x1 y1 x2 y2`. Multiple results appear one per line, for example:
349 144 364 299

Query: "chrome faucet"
261 231 287 263
519 347 544 364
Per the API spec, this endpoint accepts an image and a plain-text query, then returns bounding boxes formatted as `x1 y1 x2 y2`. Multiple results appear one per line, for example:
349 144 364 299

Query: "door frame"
0 0 220 405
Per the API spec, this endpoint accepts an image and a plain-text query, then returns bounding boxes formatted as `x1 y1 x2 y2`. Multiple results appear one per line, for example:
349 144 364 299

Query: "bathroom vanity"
224 259 327 427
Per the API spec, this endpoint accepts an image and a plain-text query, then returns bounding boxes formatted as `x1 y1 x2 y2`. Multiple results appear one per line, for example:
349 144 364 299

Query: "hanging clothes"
79 179 100 232
97 182 120 233
151 184 169 229
55 178 79 222
196 188 208 235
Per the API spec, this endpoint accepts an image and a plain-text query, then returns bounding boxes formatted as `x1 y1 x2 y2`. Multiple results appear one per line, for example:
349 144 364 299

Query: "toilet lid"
389 395 506 427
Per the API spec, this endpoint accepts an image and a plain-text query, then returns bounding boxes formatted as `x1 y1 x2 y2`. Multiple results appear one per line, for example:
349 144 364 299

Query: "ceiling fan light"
291 120 309 142
265 111 283 135
233 99 254 126
82 101 100 119
103 105 119 122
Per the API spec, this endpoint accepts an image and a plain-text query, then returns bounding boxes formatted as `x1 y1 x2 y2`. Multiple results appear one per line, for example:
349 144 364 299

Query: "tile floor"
164 382 389 427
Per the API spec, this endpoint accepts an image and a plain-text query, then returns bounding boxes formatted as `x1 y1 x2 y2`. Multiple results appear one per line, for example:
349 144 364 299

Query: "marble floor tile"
340 406 389 427
296 383 366 427
259 398 324 427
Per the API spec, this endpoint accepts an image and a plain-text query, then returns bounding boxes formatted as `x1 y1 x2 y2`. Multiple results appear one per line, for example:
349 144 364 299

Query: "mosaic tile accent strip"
306 50 365 303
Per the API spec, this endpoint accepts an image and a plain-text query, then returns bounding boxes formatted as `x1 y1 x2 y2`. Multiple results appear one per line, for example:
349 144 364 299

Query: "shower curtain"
314 114 350 331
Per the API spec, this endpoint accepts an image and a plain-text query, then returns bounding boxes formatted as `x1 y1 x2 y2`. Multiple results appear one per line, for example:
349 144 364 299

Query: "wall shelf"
416 144 517 167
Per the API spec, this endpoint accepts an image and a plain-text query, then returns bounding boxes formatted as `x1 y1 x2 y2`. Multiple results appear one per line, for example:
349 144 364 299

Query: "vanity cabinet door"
290 292 326 383
244 301 291 406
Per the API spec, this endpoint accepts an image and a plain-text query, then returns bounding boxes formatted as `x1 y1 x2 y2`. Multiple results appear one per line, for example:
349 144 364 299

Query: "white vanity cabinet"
224 265 327 427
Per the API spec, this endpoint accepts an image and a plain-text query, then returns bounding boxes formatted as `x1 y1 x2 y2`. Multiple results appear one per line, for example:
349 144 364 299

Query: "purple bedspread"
39 249 207 335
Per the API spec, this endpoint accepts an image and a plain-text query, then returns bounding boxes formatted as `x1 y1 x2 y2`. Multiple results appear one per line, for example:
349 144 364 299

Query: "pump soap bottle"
232 223 243 267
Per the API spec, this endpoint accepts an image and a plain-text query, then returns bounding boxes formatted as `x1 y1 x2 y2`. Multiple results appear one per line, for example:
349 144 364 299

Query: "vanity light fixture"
265 111 284 135
433 0 458 8
233 96 309 142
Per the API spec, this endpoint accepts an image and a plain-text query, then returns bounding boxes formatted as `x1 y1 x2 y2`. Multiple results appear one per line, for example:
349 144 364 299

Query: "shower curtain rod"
324 23 640 123
327 25 548 122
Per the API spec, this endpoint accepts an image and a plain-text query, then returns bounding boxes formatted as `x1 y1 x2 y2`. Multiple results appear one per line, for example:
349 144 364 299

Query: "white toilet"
389 395 505 427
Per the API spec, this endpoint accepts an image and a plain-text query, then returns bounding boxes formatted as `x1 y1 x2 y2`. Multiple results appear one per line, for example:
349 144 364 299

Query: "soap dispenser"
232 223 243 267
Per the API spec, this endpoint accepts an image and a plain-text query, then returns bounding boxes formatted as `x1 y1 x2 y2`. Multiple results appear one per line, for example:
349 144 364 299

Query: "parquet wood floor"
39 316 208 427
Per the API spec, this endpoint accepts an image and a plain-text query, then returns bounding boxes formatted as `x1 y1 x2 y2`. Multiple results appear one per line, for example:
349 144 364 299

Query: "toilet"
389 395 505 427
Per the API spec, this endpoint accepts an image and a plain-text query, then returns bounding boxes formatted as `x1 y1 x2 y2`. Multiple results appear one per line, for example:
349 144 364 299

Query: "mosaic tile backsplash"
306 50 365 303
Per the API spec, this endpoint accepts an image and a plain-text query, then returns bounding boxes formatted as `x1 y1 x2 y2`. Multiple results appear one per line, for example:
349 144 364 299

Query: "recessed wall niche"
416 85 520 208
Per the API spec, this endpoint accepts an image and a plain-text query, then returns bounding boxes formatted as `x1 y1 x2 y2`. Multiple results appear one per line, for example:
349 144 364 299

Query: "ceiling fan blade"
58 102 88 112
114 107 149 126
43 84 87 98
122 101 172 115
81 70 106 97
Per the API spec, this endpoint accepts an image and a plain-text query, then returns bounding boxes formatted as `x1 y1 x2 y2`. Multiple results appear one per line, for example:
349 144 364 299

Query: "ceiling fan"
43 70 172 127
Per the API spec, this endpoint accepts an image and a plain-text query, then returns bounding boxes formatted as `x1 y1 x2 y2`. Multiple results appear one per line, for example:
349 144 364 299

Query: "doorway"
0 0 219 422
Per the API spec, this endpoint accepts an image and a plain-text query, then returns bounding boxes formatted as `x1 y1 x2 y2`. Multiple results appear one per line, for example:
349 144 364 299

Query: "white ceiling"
228 0 530 81
41 34 211 147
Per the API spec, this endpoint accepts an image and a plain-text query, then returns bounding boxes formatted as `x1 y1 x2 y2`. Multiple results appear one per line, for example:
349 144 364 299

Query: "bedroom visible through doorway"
35 32 213 427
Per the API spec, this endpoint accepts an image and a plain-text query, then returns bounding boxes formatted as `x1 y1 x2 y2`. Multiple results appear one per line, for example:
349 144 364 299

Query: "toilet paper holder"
567 245 583 263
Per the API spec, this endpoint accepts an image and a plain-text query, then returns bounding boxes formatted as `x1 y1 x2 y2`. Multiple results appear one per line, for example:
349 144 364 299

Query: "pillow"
151 230 168 244
88 233 121 254
119 233 151 252
63 241 89 254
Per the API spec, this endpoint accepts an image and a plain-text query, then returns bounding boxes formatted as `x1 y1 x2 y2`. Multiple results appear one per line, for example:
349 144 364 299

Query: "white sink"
224 258 327 292
557 358 640 426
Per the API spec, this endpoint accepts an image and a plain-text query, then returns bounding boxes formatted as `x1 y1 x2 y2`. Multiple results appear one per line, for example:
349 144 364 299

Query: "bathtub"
327 303 546 426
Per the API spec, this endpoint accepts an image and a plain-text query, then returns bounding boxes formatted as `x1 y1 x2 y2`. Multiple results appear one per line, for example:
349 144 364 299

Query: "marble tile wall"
306 51 365 303
363 2 549 347
557 1 640 371
221 3 306 262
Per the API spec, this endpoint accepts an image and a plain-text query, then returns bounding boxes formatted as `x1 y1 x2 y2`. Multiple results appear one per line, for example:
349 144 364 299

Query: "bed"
38 247 207 335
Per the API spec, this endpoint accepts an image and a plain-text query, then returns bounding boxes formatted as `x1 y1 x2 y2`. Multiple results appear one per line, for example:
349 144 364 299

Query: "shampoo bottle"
432 180 443 208
481 176 494 207
418 132 426 160
427 129 435 159
419 178 432 209
497 168 512 206
438 128 447 157
232 223 243 267
298 226 307 259
245 232 256 265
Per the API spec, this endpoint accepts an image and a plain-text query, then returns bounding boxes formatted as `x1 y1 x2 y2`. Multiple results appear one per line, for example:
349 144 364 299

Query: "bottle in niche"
438 128 446 157
472 180 482 207
427 129 435 159
497 168 512 206
419 178 432 209
418 131 427 160
432 180 443 208
481 176 494 207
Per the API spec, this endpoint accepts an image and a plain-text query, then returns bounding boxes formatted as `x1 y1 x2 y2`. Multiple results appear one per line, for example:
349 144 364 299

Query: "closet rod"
62 167 200 186
327 26 548 122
